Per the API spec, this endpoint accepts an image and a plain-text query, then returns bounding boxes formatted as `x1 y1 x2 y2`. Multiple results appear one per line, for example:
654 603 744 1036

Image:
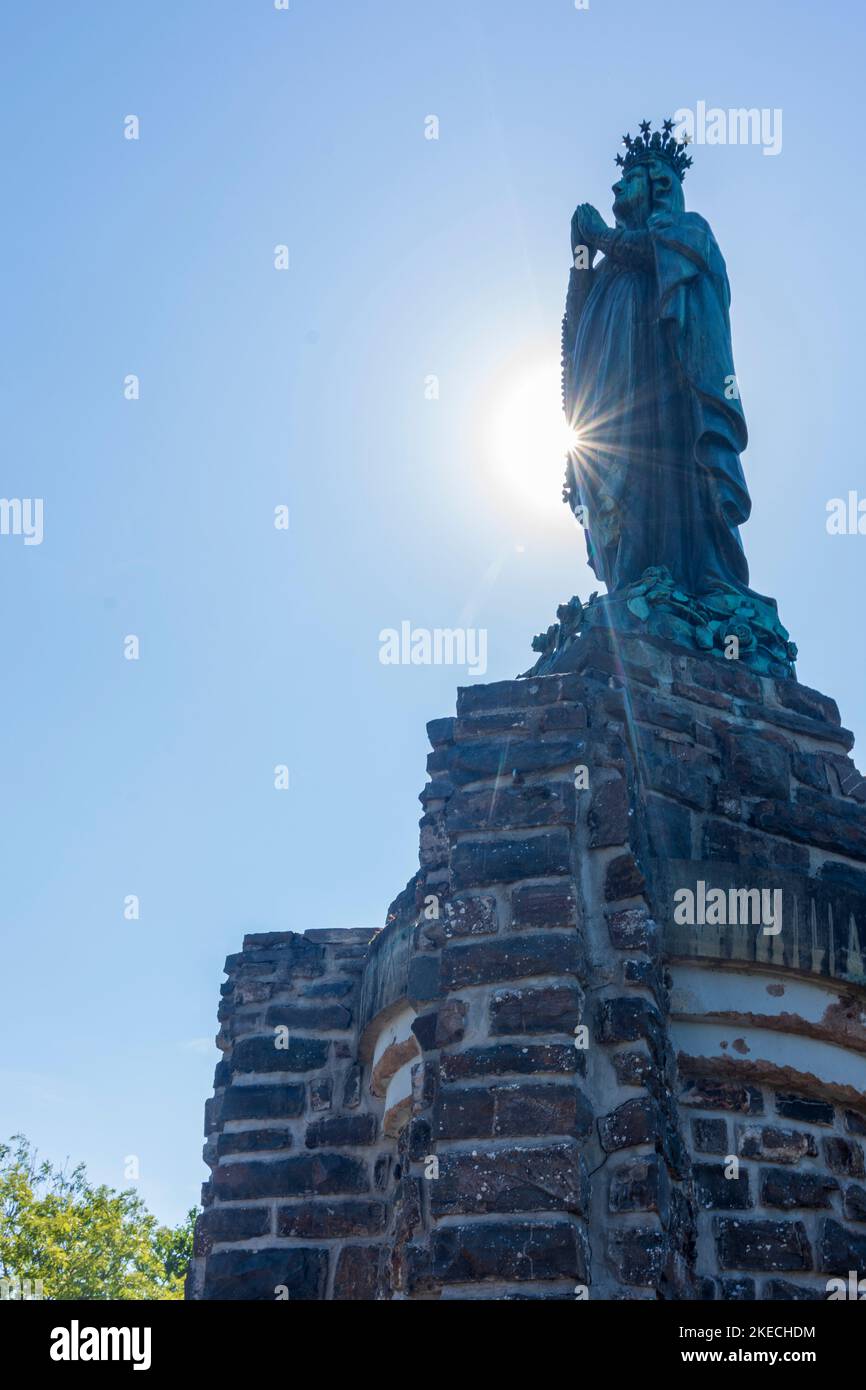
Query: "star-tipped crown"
615 117 693 182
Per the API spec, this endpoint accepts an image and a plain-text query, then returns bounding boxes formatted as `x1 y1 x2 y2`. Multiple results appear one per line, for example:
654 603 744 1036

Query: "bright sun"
486 359 577 516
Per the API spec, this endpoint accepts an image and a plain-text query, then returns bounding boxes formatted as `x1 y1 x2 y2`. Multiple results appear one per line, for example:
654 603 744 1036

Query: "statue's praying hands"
571 202 607 256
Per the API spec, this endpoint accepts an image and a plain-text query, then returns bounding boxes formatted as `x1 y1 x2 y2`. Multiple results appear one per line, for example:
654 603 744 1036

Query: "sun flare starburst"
486 360 577 514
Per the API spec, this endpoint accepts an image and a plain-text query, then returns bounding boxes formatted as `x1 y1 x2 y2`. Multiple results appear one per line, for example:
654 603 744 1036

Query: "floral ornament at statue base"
526 567 796 680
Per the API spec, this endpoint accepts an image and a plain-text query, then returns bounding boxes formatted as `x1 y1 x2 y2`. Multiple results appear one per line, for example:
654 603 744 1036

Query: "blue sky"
1 0 864 1225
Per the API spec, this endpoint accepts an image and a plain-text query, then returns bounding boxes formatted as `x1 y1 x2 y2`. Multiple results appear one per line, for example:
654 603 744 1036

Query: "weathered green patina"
554 119 795 677
529 566 796 678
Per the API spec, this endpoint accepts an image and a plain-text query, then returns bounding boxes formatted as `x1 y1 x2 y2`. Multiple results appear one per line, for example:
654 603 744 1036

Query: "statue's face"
612 165 651 227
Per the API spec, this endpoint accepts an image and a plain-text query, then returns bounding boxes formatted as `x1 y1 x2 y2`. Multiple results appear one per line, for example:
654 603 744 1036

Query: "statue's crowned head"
612 119 689 227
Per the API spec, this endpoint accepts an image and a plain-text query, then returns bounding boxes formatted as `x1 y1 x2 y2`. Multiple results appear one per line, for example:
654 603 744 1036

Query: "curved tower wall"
188 627 866 1300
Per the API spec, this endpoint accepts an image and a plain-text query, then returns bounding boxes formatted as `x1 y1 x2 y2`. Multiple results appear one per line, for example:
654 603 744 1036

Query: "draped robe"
563 211 751 595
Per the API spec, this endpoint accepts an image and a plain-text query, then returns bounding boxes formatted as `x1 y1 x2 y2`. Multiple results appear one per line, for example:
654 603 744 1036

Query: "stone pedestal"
188 627 866 1300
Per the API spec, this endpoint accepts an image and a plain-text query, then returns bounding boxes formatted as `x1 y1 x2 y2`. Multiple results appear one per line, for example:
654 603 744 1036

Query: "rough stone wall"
186 928 389 1300
189 625 866 1299
681 1075 866 1299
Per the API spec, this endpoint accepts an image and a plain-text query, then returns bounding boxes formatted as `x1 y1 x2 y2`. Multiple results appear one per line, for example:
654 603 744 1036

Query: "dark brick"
203 1247 328 1301
204 1093 224 1136
277 1200 386 1239
217 1129 292 1157
825 755 866 803
671 680 732 711
453 710 531 739
221 1083 306 1121
751 793 866 860
230 1036 329 1075
822 1136 865 1177
511 882 578 931
455 676 562 716
539 703 588 732
439 895 498 938
493 1083 592 1140
431 1141 586 1216
588 777 629 847
644 750 713 811
644 794 692 858
582 632 662 687
607 1228 665 1287
623 962 658 997
427 716 456 747
490 983 582 1036
420 776 454 803
772 680 841 726
740 702 853 750
194 1205 271 1256
692 1118 728 1154
447 781 575 833
604 853 646 902
407 954 441 1004
775 1093 835 1126
609 1154 667 1214
611 1049 656 1088
701 819 808 872
606 905 657 951
723 729 790 801
694 1163 752 1210
737 1126 817 1164
239 931 326 968
333 1246 380 1300
342 1065 362 1109
634 691 695 734
431 1220 587 1284
792 752 831 793
598 1097 660 1152
760 1168 838 1210
438 736 588 785
845 1110 866 1137
819 1218 866 1274
764 1280 826 1301
715 1218 812 1272
819 860 866 893
441 1043 578 1081
719 1276 755 1300
405 1117 431 1162
434 1087 494 1139
597 996 663 1047
843 1184 866 1222
451 832 572 889
434 999 468 1047
441 932 582 989
264 1003 351 1031
305 1114 378 1149
410 1011 438 1051
680 1078 763 1115
212 1153 368 1201
310 1078 332 1112
435 1083 591 1141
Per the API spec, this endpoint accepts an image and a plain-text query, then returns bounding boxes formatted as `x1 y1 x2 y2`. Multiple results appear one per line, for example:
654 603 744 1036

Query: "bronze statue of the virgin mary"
562 120 751 598
529 119 794 677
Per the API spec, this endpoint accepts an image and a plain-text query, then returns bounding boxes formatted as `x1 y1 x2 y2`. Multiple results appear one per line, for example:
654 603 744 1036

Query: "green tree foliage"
0 1135 196 1300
